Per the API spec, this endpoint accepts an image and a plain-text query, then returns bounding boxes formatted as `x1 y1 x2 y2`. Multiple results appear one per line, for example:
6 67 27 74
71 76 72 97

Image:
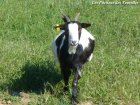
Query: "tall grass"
0 0 140 104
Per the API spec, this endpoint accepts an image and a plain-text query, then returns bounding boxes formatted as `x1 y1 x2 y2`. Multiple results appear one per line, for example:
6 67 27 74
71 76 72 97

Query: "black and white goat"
52 13 95 104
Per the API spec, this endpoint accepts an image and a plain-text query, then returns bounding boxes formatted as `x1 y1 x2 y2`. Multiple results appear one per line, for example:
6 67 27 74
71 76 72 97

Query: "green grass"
0 0 140 104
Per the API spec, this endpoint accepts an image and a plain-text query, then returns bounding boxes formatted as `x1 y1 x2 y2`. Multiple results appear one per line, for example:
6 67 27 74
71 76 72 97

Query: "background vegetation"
0 0 140 104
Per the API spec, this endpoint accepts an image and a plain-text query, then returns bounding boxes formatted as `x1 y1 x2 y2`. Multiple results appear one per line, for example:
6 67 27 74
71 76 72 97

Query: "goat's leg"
62 69 71 91
71 67 81 104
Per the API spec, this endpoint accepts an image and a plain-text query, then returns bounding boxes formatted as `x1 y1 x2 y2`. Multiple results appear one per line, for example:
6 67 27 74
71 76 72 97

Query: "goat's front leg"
62 69 71 92
71 66 81 104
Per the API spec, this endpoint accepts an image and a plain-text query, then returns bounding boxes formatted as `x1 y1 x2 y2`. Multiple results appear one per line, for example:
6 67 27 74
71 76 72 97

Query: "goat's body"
52 14 95 104
52 28 95 68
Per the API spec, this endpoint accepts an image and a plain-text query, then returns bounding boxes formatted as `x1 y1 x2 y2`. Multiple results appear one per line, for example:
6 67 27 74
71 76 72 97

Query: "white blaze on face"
68 23 79 46
68 23 79 54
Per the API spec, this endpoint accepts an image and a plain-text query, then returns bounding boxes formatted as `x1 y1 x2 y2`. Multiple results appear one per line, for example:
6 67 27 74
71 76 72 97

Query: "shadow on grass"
10 60 62 94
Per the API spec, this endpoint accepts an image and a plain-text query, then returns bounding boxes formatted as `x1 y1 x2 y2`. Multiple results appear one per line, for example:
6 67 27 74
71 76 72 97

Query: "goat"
52 13 95 104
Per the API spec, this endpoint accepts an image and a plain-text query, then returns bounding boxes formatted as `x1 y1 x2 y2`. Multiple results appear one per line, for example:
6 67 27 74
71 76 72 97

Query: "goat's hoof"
71 96 79 105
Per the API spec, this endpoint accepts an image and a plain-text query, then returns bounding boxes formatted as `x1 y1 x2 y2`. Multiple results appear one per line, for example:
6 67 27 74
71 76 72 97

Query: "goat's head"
56 13 91 54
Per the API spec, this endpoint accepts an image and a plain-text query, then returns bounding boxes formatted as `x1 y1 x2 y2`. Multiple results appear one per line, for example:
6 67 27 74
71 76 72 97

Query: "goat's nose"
71 41 77 46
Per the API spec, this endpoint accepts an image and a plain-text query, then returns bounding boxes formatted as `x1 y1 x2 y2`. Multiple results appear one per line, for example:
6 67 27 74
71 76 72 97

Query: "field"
0 0 140 105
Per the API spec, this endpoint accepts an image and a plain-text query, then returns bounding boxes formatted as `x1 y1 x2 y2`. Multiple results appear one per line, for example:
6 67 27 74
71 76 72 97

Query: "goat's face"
67 22 81 47
63 22 82 54
55 13 91 54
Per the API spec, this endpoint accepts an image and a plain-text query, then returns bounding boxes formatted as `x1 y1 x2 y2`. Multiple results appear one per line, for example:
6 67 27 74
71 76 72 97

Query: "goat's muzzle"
70 41 78 46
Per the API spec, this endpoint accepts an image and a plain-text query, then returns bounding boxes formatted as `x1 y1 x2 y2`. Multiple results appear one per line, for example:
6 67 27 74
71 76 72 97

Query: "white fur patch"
79 28 95 50
68 23 79 45
88 54 93 61
67 23 79 54
51 41 59 64
60 36 65 50
52 30 65 64
68 45 77 54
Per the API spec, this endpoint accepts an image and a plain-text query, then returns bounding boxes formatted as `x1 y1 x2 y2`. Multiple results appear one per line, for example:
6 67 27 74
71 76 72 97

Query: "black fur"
55 30 95 86
56 36 95 70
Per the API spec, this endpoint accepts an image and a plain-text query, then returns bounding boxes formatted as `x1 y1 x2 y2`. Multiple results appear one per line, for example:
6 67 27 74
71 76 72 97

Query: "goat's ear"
81 23 91 28
54 24 65 30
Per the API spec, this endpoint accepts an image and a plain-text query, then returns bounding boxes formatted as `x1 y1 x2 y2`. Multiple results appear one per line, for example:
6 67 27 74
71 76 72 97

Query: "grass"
0 0 140 104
